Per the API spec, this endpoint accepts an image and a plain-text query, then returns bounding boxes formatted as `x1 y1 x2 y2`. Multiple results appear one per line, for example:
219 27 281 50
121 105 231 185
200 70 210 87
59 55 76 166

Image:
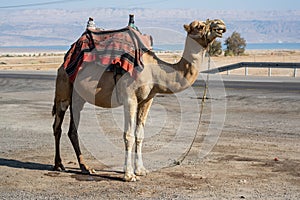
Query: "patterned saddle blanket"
63 26 152 82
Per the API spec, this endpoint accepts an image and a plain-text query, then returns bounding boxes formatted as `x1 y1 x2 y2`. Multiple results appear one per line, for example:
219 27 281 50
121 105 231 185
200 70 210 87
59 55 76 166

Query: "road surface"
0 71 299 199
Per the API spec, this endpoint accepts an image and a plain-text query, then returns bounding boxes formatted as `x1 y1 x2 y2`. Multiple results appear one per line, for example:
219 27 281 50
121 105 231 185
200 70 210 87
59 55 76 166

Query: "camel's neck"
153 35 206 94
181 35 206 68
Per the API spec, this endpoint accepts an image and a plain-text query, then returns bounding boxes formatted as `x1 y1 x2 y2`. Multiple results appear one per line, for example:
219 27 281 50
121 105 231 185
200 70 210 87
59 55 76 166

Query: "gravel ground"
0 72 299 199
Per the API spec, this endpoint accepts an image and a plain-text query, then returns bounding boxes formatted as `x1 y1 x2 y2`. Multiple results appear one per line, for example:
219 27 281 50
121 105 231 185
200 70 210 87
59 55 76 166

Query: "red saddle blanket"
63 26 152 82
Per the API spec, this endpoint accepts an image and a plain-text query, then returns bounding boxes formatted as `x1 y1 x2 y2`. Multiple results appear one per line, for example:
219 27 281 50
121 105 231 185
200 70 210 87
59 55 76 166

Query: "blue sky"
1 0 300 10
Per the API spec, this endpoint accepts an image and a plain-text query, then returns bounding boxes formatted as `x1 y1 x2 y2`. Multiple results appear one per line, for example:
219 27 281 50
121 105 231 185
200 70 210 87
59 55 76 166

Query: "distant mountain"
0 8 299 46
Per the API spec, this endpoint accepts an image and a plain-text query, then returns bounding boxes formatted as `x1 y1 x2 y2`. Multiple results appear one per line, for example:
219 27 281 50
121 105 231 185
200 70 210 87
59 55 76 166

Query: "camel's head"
184 19 226 48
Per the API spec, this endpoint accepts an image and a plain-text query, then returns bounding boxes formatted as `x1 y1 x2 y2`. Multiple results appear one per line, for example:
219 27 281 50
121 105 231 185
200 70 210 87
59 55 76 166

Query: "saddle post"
128 14 140 32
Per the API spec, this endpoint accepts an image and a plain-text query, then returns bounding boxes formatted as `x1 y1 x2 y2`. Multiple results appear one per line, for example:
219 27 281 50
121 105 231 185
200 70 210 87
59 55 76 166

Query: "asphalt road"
1 71 299 91
1 70 299 199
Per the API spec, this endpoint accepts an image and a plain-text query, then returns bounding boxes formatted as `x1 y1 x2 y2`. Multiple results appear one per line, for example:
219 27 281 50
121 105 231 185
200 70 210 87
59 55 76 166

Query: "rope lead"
167 53 211 168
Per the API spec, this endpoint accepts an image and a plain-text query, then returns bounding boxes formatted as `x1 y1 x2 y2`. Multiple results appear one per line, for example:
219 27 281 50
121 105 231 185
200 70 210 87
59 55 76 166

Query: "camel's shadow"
0 158 123 182
0 158 53 171
66 167 124 182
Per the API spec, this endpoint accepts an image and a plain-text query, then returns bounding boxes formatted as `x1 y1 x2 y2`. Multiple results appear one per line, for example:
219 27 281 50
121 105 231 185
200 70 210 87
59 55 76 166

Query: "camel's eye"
198 25 205 30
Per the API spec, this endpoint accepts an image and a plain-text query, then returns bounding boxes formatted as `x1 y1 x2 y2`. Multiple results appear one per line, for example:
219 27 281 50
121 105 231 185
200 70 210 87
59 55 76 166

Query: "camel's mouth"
210 19 226 38
213 27 226 38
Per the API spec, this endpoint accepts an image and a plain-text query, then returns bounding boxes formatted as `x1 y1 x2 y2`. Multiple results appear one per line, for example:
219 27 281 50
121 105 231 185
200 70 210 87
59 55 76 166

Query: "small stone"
239 179 247 184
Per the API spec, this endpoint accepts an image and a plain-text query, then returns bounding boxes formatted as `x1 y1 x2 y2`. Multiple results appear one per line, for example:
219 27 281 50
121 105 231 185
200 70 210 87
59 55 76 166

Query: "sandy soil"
1 50 300 76
0 51 300 199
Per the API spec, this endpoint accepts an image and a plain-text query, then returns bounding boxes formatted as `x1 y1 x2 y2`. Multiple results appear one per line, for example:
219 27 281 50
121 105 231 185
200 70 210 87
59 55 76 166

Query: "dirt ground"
1 50 300 75
0 52 300 199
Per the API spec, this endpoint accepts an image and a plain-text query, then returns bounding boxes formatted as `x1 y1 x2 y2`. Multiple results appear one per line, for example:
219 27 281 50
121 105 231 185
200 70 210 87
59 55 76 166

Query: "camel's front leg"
135 98 153 176
123 98 138 182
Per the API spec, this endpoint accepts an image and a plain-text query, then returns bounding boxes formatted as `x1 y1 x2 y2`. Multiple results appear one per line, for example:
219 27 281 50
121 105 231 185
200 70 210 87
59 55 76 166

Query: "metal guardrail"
201 62 300 77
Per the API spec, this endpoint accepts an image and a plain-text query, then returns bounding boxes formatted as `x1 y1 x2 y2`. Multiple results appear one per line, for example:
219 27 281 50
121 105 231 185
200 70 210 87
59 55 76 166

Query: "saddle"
63 26 153 82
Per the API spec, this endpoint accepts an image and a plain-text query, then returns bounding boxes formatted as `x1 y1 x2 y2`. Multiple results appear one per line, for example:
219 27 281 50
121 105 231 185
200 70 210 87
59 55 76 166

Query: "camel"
52 19 226 182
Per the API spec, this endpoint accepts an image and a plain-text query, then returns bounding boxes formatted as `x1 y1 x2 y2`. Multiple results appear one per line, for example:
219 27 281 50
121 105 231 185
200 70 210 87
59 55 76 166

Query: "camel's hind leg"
68 91 92 174
52 100 69 171
52 66 71 171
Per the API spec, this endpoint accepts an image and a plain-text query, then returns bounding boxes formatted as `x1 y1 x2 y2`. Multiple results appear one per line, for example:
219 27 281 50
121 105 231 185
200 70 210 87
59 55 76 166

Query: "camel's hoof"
80 164 95 175
123 173 140 182
81 168 90 175
53 163 65 171
135 168 149 176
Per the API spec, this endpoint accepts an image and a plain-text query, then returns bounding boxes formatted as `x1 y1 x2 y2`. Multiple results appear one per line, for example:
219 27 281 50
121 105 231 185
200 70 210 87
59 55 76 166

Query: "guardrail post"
227 69 230 75
268 68 272 77
245 67 248 76
294 68 297 77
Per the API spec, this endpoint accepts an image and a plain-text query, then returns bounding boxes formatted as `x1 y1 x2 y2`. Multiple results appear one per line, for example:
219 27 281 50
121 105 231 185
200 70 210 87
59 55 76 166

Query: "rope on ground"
165 53 211 168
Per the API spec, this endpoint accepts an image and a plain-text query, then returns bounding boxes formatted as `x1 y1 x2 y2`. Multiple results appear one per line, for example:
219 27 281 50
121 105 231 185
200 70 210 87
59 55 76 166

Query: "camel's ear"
184 24 190 33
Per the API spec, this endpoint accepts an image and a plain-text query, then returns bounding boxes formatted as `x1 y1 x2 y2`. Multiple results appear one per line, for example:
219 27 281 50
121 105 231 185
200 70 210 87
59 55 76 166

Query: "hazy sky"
1 0 300 10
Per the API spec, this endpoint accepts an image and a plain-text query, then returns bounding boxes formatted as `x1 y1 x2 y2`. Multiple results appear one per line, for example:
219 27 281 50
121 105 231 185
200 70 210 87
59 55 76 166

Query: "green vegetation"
208 40 222 57
224 31 246 56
